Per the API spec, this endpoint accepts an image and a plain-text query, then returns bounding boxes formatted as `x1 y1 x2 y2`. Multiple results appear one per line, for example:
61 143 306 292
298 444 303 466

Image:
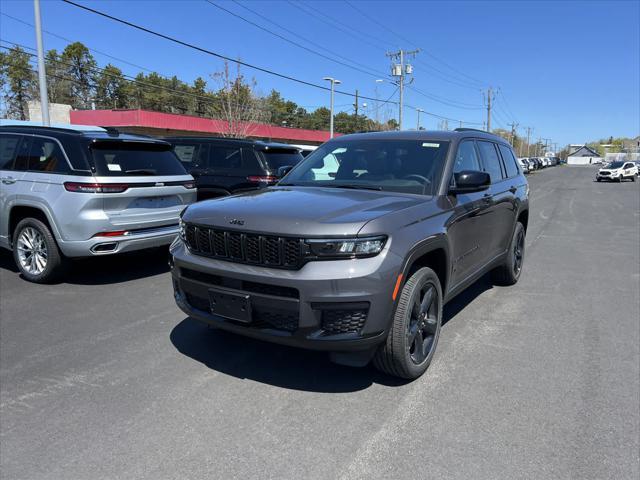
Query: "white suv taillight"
64 182 129 193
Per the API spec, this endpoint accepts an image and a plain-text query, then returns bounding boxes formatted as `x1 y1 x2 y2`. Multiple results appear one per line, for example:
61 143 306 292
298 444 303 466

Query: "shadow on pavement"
170 274 494 392
0 247 170 285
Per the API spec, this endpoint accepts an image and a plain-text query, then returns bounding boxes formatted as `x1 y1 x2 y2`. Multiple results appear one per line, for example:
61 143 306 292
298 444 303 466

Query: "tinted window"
477 141 504 182
259 149 304 172
90 142 187 176
208 145 243 172
283 139 450 196
498 144 520 178
0 134 21 170
453 140 481 173
15 137 69 173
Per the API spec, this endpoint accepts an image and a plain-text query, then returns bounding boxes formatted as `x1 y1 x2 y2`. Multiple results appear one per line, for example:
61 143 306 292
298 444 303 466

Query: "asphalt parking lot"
1 166 638 480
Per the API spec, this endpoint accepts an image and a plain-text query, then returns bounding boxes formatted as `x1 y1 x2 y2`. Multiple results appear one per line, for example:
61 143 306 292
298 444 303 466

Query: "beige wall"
28 102 72 124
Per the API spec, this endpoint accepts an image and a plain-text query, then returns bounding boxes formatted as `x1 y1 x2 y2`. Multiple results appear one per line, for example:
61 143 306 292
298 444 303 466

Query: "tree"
191 77 209 116
0 47 36 120
95 64 128 109
60 42 96 109
211 61 267 138
44 49 70 104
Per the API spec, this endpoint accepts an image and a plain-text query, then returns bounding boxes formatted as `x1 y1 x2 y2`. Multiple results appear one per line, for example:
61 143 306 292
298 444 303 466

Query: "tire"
491 221 526 286
596 178 601 182
632 175 636 182
12 218 66 283
373 267 443 380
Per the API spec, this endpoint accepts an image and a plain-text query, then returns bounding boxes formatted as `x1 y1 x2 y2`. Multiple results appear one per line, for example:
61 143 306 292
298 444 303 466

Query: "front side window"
498 144 520 178
477 141 504 183
15 137 69 173
281 139 450 196
453 140 480 173
90 141 187 176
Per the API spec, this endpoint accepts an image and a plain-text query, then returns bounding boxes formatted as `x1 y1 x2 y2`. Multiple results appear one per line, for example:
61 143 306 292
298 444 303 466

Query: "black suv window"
208 145 243 172
498 144 519 178
453 140 481 173
15 136 69 173
477 141 504 183
89 141 187 176
259 148 304 172
0 134 22 170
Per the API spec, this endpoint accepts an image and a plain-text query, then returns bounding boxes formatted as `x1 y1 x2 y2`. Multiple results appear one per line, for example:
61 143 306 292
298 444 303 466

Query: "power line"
407 85 484 110
344 0 488 88
205 0 387 79
285 0 388 51
55 2 485 126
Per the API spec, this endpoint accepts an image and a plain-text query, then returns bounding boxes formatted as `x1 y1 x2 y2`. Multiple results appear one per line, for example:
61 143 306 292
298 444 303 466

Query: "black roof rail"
454 128 489 133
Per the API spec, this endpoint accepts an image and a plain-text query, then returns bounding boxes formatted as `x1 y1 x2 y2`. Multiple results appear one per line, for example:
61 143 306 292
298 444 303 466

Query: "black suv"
164 137 304 200
171 129 529 379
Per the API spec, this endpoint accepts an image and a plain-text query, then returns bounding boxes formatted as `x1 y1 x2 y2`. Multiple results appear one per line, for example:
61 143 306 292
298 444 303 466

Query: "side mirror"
277 165 294 177
449 170 490 194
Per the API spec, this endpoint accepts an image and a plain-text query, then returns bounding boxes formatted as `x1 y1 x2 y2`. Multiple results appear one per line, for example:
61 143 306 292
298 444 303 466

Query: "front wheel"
491 221 526 286
373 267 443 380
12 218 66 283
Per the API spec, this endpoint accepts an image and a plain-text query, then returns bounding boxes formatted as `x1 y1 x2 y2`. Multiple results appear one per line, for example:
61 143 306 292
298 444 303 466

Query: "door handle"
481 193 492 204
509 186 517 194
1 177 16 185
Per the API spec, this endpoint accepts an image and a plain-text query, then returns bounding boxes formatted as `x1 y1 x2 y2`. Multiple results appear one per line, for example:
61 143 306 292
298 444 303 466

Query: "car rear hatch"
84 139 195 232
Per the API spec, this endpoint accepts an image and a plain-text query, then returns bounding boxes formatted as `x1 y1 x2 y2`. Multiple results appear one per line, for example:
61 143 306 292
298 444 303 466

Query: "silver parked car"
0 123 196 283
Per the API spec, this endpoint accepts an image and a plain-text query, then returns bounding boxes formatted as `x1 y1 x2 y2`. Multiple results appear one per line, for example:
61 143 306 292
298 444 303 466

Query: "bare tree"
211 61 268 138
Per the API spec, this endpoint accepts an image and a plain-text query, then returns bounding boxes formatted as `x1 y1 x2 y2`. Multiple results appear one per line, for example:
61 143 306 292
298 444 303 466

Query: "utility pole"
386 48 419 130
33 0 50 126
323 77 341 138
484 87 495 132
526 127 533 157
416 108 425 130
353 89 359 131
508 122 519 147
542 137 551 155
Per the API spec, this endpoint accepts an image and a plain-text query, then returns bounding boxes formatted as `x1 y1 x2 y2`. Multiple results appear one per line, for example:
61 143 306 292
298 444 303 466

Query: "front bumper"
58 224 179 257
170 240 400 352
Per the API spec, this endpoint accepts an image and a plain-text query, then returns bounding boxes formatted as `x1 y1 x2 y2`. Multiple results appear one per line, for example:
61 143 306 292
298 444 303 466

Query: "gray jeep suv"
0 124 196 283
171 129 529 379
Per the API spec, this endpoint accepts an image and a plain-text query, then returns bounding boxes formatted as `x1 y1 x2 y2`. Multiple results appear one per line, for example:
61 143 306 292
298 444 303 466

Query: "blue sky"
1 0 638 147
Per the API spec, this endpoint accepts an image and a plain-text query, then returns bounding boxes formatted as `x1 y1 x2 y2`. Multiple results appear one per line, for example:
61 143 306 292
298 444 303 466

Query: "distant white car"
517 158 530 173
596 161 638 182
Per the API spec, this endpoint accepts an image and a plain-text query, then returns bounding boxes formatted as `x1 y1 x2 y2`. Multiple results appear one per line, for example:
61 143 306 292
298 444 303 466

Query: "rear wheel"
491 221 525 286
373 267 442 380
12 218 66 283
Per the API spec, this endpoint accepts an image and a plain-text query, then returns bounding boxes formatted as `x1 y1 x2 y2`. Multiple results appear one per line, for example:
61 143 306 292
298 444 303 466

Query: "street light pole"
33 0 50 126
323 77 341 138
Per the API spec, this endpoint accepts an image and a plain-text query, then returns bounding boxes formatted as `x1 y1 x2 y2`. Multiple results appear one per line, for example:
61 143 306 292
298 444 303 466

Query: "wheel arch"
399 235 450 300
517 208 529 233
8 205 56 248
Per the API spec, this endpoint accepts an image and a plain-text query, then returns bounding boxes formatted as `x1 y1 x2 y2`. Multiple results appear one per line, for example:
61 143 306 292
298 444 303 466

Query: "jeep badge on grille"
229 219 244 226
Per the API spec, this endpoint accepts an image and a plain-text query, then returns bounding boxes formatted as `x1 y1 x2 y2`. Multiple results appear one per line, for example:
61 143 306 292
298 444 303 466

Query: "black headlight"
305 236 387 259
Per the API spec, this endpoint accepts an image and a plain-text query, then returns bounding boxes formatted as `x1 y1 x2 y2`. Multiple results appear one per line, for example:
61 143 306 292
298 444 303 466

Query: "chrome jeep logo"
229 219 245 226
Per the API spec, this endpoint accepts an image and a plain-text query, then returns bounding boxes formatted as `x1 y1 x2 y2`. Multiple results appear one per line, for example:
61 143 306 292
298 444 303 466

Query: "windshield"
606 161 624 169
90 141 188 176
280 139 450 195
259 149 304 171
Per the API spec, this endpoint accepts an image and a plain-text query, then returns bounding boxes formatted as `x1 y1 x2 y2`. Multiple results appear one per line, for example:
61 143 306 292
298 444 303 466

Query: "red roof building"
70 109 335 145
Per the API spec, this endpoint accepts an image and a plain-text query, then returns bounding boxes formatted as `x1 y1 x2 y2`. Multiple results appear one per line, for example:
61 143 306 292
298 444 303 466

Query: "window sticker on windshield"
107 164 122 171
422 143 440 148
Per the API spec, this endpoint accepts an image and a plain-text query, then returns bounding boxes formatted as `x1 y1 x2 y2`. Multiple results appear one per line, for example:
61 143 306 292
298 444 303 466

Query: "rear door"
477 140 514 260
88 140 195 231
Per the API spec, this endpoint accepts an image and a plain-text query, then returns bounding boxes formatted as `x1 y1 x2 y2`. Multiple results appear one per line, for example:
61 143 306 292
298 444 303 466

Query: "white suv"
596 161 639 182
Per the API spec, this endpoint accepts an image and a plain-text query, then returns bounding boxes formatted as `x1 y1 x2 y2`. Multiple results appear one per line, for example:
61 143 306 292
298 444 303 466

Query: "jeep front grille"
184 224 304 269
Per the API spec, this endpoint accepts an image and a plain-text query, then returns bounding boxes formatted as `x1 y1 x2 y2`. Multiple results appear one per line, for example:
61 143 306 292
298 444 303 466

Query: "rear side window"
204 145 261 175
90 141 187 176
15 137 69 173
0 134 21 170
259 149 304 172
498 144 520 178
453 140 481 173
477 141 504 183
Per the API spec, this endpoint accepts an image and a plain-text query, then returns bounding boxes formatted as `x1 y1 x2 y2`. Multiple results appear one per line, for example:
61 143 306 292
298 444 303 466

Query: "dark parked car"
164 137 304 201
171 129 529 379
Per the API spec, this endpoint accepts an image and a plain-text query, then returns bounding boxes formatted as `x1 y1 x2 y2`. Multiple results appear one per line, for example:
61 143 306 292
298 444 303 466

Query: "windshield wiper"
322 184 383 191
124 168 158 175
